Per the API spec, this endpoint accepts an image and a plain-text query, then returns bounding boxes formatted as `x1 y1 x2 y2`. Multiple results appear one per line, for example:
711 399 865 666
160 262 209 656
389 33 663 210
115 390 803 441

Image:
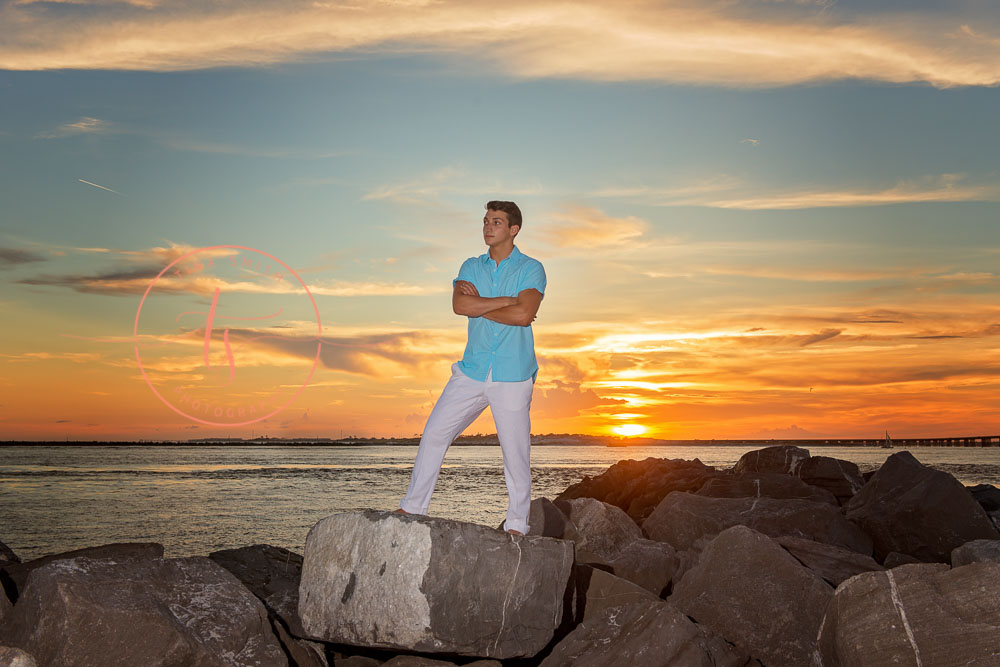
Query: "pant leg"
487 375 535 534
400 363 489 514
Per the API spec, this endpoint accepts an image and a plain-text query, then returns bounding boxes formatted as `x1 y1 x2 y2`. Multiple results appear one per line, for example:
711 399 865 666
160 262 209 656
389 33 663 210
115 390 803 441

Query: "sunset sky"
2 0 999 441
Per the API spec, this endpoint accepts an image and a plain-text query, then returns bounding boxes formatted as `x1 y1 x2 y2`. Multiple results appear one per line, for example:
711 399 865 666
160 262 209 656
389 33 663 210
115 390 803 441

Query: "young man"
397 201 546 535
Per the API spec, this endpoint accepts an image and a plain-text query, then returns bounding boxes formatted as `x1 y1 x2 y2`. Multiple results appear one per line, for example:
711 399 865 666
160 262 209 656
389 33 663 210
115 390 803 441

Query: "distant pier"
679 435 1000 448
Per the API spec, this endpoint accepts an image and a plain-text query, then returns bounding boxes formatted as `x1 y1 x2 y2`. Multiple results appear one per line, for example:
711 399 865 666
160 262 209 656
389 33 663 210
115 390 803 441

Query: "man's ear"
510 224 521 237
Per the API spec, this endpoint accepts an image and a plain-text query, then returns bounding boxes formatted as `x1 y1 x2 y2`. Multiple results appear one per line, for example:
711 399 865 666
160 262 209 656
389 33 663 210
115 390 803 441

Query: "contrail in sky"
78 179 123 195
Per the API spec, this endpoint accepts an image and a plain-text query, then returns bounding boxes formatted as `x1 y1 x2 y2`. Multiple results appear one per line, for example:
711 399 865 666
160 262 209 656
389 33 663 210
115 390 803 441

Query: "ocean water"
1 444 998 561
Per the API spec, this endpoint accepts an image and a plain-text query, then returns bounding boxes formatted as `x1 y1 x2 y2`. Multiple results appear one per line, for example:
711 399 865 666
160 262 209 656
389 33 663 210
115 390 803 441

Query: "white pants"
400 363 534 534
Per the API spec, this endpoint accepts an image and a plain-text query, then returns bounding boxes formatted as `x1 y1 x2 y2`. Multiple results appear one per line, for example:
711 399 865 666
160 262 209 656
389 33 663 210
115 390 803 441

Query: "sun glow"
613 423 647 437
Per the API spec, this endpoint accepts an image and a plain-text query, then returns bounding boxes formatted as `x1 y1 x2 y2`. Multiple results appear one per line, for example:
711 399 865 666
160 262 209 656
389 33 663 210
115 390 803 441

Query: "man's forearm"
483 303 533 327
454 294 516 318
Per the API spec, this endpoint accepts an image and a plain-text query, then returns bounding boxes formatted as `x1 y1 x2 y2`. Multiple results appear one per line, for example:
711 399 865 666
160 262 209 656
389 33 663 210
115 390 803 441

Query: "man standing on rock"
397 201 546 536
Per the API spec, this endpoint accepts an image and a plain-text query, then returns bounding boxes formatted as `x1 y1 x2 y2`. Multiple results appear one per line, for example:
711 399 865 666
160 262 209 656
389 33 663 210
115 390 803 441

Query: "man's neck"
489 243 515 264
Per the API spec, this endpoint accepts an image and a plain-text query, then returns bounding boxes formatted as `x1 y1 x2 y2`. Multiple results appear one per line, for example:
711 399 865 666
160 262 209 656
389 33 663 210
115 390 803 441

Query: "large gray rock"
0 541 19 566
845 450 1000 562
643 492 873 555
526 497 579 540
540 600 753 667
6 556 287 667
0 647 37 667
776 536 884 587
556 457 719 522
794 456 865 505
817 562 1000 666
558 497 677 595
695 471 837 505
208 544 326 666
670 526 833 667
209 544 305 635
570 564 661 623
968 483 1000 512
299 510 574 660
0 542 163 603
951 539 1000 567
732 445 810 475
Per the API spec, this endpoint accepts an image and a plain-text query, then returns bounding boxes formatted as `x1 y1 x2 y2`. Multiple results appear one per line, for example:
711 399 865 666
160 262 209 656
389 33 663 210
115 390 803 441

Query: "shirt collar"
481 245 522 267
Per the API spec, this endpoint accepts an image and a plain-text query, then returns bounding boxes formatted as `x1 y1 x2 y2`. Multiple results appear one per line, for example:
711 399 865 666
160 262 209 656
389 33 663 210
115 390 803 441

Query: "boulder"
570 564 661 623
298 511 574 660
845 450 1000 562
732 445 810 475
6 556 287 667
526 498 579 540
794 456 865 504
556 457 719 522
0 587 11 627
209 544 305 636
0 647 36 667
883 552 922 568
0 542 19 566
670 526 833 667
817 562 1000 666
1 542 163 603
540 600 753 667
775 536 883 586
558 498 677 595
643 492 873 555
951 539 1000 567
968 483 1000 512
695 471 837 505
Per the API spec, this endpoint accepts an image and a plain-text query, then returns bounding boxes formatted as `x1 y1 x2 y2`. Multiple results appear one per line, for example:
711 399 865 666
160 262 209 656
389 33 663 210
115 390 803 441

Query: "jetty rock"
540 599 755 667
793 456 865 505
298 510 574 660
642 491 873 555
556 457 718 522
845 450 1000 562
0 646 37 667
817 562 1000 666
732 445 810 476
775 536 884 587
951 539 1000 567
670 525 833 667
4 555 287 667
0 542 163 604
548 497 677 596
694 471 838 505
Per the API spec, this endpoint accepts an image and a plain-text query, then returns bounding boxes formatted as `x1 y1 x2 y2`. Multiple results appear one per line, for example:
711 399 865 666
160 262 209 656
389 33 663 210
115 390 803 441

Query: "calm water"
1 444 998 561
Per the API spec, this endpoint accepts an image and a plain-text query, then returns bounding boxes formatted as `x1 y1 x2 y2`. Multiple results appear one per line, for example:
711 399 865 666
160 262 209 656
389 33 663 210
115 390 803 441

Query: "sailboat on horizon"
882 430 893 448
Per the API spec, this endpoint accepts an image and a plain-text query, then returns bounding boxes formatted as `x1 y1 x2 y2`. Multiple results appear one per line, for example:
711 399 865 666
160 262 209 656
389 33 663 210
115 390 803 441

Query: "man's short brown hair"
486 201 522 231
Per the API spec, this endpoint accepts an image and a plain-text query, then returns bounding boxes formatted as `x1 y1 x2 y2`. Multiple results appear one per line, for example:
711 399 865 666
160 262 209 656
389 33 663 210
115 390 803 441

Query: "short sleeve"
454 258 477 286
517 260 546 297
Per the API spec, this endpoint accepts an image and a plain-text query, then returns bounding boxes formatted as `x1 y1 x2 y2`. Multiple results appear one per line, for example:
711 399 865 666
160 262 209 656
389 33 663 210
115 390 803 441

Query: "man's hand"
455 280 479 297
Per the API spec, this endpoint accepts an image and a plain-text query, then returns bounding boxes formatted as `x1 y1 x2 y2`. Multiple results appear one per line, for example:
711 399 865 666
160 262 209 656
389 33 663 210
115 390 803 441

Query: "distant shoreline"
3 435 998 448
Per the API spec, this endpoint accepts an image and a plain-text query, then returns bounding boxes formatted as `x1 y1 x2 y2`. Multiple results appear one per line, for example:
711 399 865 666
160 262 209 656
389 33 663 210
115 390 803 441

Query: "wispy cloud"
3 1 999 88
539 205 646 248
363 166 544 206
0 247 48 269
595 173 1000 210
35 116 112 139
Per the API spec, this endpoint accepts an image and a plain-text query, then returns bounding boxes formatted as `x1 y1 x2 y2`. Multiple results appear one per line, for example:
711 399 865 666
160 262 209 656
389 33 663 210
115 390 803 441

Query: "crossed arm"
452 281 543 327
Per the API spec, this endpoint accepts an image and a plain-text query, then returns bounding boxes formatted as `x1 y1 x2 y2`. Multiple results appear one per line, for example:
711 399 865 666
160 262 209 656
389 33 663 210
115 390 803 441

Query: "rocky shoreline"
2 447 999 666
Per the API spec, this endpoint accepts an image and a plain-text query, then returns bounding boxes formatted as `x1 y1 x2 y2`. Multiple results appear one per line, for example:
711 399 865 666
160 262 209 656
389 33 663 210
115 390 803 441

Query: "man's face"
483 209 518 247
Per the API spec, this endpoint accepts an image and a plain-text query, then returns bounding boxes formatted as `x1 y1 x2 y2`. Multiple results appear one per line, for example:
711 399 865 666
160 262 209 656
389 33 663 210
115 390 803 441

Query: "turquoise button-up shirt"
453 245 546 382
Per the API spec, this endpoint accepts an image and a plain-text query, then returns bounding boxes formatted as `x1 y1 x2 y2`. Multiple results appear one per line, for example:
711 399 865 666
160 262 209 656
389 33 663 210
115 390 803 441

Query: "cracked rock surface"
298 510 574 660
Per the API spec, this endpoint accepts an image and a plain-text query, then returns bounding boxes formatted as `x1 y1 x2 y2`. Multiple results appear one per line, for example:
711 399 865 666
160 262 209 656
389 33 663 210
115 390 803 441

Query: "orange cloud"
2 1 999 89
